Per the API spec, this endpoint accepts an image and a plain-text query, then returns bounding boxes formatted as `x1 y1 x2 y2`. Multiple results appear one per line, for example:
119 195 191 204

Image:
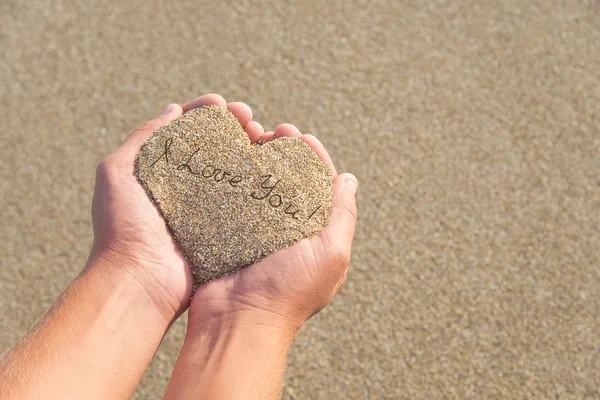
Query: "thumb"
118 103 183 159
322 173 358 246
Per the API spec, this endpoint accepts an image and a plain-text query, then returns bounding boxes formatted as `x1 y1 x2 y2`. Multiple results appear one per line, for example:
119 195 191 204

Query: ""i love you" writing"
148 137 323 221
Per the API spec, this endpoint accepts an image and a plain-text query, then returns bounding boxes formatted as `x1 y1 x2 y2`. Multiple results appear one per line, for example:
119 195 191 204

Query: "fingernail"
162 104 173 115
345 175 358 194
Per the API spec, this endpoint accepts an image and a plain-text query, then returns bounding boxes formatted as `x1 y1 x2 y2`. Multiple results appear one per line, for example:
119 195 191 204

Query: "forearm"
165 315 296 400
0 256 176 399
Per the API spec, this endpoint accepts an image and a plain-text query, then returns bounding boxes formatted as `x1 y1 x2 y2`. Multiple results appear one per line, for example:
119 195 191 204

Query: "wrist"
190 309 298 344
85 247 183 324
167 311 295 400
188 294 304 341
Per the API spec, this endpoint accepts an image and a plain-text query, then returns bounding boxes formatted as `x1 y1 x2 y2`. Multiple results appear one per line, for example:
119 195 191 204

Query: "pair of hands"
91 93 359 338
0 93 357 400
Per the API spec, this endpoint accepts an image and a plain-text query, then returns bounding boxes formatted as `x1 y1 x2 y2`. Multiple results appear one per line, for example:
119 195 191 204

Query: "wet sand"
1 1 599 398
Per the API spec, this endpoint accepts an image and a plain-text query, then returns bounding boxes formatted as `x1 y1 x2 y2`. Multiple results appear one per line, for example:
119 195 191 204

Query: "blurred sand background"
1 0 599 398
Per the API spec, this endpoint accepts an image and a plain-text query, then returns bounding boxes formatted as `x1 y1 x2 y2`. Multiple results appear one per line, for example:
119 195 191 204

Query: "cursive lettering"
148 137 173 167
202 165 215 178
284 204 300 220
214 170 231 182
177 149 202 175
146 137 325 223
229 175 242 187
251 175 281 201
306 205 322 221
268 194 283 207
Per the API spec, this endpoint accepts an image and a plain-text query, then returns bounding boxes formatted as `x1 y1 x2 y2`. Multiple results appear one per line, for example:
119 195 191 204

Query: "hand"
189 114 359 335
90 94 264 318
165 105 358 400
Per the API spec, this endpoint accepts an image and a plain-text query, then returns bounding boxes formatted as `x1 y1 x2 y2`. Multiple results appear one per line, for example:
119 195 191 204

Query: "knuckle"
337 269 348 288
95 159 111 180
344 199 358 221
130 119 160 139
112 154 131 173
96 155 130 182
324 232 351 268
337 245 352 267
137 120 158 133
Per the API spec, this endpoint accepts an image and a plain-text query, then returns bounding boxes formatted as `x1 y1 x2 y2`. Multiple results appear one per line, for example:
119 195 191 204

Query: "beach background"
1 1 599 398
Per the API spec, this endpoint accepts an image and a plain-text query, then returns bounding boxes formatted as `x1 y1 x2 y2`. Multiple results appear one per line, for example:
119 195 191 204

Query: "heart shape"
135 106 332 286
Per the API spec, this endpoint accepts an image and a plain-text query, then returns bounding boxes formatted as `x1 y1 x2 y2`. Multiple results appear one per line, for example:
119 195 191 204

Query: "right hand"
189 119 358 336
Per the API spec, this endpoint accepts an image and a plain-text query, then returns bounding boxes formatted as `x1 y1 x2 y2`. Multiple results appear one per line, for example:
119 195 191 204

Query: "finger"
320 173 358 248
227 102 253 127
118 103 183 159
300 134 337 175
182 93 227 112
273 123 302 138
335 267 349 292
260 131 275 143
245 120 265 143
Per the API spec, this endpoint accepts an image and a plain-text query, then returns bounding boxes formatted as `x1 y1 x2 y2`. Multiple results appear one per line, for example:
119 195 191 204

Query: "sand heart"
134 105 333 286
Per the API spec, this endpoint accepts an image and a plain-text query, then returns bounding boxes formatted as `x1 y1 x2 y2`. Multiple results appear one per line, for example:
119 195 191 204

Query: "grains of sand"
135 105 333 286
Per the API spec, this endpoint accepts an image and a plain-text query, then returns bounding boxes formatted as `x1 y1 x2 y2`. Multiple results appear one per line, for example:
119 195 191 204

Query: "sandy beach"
1 1 599 398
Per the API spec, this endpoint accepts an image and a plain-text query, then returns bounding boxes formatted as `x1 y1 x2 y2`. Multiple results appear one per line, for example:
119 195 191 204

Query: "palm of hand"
92 157 192 310
188 120 355 330
190 223 348 331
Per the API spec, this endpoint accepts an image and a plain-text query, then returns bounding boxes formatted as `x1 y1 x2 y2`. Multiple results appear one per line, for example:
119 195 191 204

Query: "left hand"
89 94 264 318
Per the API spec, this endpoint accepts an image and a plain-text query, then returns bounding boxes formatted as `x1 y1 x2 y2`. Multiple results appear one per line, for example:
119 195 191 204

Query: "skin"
0 94 358 399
